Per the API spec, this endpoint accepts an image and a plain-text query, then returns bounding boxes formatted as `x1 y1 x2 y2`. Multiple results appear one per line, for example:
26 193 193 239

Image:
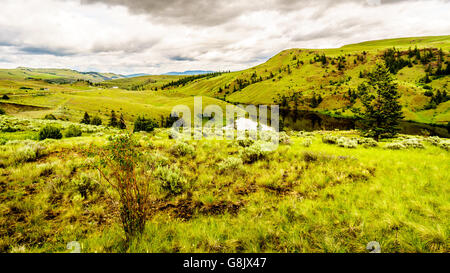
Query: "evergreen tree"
118 113 126 129
80 112 90 124
90 116 102 126
108 110 118 127
354 63 404 141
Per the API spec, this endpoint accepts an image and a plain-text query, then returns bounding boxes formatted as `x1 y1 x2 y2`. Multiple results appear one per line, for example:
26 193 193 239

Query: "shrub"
322 134 338 144
237 137 255 147
13 143 45 164
384 142 406 150
303 137 313 147
1 94 10 100
44 114 57 120
218 157 244 173
72 174 99 199
241 142 273 163
337 137 358 149
90 116 102 126
402 138 425 149
170 141 195 157
0 108 5 115
134 116 158 133
279 132 292 145
38 125 62 140
93 134 149 241
358 138 379 148
155 166 187 195
64 125 82 138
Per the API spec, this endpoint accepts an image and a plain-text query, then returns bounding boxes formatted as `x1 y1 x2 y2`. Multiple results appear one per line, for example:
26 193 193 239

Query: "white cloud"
0 0 449 74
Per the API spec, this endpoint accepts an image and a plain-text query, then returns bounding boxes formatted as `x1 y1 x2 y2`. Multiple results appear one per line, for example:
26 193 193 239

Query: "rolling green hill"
0 35 448 127
165 35 450 125
0 67 124 83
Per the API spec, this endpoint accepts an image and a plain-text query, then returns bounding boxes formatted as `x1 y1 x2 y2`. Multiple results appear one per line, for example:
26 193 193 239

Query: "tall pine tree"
80 112 90 124
355 63 404 141
118 113 126 129
108 110 118 127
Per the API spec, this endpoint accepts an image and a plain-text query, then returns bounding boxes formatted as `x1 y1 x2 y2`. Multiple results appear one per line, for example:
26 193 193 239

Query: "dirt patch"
0 102 50 114
150 198 244 221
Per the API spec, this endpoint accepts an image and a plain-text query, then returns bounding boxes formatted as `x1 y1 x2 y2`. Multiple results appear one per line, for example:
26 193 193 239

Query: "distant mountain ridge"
163 70 215 76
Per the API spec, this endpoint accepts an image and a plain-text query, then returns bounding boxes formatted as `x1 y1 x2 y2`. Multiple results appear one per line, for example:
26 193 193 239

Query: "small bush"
1 94 10 100
170 141 195 157
64 125 82 138
90 116 102 126
358 138 379 148
44 114 57 120
337 137 358 149
237 137 255 147
72 174 99 199
218 157 244 173
279 132 292 145
322 135 338 144
402 138 425 149
155 166 187 195
303 137 313 147
0 108 5 115
134 116 158 133
241 142 273 163
384 142 406 150
13 143 45 164
38 125 62 140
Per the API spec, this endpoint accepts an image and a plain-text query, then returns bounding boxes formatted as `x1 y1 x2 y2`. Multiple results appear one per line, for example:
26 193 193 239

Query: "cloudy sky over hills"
0 0 449 74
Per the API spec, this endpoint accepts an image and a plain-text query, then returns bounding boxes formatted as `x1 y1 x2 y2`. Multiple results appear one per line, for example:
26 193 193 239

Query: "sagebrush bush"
402 138 425 149
38 125 62 140
64 125 82 138
278 132 292 145
72 174 99 199
237 137 255 147
155 166 187 195
241 142 273 163
218 157 244 173
170 141 195 157
303 137 313 147
358 138 379 148
322 134 338 144
13 143 45 164
337 137 358 149
384 142 406 150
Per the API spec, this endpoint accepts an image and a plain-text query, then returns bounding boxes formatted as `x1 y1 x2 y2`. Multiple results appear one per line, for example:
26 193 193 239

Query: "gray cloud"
0 0 448 74
169 55 198 62
19 46 76 57
79 0 426 26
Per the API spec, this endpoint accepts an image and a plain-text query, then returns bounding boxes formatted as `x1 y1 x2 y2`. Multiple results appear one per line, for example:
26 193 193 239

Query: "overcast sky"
0 0 449 75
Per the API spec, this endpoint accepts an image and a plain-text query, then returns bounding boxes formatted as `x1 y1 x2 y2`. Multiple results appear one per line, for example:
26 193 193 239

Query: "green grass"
0 115 448 253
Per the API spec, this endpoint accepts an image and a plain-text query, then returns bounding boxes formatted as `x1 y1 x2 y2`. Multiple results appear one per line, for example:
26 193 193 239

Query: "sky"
0 0 449 75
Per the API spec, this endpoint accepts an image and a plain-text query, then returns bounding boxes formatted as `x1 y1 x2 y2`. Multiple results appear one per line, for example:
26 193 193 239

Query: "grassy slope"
170 35 450 124
0 67 124 82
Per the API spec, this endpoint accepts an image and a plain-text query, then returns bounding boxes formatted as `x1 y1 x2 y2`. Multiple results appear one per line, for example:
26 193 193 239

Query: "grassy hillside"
0 118 448 253
167 35 450 125
0 67 124 83
98 75 185 90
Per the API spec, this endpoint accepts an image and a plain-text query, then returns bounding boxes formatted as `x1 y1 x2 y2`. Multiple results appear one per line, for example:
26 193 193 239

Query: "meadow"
0 114 448 253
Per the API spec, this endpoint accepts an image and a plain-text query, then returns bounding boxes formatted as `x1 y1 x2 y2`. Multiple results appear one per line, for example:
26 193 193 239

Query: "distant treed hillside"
168 36 450 125
0 67 124 83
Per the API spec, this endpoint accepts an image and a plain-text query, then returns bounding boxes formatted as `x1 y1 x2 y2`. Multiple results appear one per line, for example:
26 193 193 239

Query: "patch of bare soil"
149 198 244 221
